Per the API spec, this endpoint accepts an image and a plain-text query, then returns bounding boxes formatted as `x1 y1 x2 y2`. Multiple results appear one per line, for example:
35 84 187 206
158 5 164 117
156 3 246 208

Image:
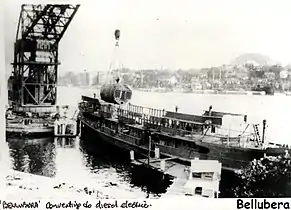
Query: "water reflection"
54 137 76 149
7 132 173 197
79 127 173 196
7 137 56 177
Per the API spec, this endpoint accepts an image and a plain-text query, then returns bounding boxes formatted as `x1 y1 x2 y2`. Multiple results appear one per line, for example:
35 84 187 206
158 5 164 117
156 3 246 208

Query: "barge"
6 108 55 137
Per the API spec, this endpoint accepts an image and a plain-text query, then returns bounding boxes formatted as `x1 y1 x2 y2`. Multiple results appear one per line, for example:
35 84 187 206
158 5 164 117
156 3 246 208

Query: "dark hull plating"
79 113 232 170
6 124 54 138
79 118 150 157
79 112 290 171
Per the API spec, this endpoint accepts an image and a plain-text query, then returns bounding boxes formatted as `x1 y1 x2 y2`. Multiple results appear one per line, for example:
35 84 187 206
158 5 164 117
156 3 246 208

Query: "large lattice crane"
9 4 80 114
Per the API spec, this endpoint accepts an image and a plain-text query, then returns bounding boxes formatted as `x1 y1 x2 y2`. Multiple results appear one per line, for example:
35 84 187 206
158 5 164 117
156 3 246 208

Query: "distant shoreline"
56 85 291 96
134 88 291 96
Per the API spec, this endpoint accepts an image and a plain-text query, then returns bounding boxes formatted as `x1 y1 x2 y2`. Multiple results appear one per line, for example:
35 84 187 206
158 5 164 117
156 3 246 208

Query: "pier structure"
54 119 77 137
130 148 222 198
54 105 78 137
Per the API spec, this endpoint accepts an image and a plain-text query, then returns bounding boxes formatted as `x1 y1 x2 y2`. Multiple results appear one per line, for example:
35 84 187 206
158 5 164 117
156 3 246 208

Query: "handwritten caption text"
0 200 152 209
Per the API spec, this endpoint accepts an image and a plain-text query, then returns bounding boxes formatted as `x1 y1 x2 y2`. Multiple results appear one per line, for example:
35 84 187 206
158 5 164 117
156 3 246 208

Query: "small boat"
251 84 274 95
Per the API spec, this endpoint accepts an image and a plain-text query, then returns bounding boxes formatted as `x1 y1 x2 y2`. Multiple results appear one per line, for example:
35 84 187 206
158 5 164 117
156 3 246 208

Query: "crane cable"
105 29 122 85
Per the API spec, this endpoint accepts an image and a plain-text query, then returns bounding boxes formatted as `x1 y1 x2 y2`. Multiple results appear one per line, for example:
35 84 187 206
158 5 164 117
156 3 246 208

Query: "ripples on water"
7 133 237 198
7 133 173 198
8 137 57 177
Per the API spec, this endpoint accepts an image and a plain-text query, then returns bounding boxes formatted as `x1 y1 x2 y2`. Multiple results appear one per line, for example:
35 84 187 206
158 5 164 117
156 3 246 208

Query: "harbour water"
6 86 291 198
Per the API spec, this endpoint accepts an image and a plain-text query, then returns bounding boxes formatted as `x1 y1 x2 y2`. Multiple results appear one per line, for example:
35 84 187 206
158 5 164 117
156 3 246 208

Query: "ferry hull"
77 95 289 172
79 114 236 171
79 117 150 156
156 136 290 171
155 142 262 170
79 114 290 171
152 131 290 170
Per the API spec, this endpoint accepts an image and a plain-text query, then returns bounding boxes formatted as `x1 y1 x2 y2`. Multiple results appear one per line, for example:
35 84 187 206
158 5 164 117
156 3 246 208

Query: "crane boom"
9 4 80 114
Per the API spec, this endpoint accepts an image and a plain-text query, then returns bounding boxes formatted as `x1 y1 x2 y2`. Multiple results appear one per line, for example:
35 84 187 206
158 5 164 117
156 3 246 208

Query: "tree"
268 64 284 80
232 155 291 197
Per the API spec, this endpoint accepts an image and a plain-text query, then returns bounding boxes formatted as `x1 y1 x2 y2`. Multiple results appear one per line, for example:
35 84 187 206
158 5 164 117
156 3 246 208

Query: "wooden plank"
165 111 204 122
148 157 177 163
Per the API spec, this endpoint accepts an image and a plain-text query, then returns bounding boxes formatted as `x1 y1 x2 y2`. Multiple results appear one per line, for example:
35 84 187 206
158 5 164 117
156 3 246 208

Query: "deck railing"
156 125 258 148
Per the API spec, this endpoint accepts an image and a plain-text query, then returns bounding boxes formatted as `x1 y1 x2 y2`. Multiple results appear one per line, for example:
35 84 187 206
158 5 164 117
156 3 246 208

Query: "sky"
4 0 291 75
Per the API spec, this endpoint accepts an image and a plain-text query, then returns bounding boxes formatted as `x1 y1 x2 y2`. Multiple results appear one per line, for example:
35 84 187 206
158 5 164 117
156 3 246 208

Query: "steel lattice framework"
11 4 80 112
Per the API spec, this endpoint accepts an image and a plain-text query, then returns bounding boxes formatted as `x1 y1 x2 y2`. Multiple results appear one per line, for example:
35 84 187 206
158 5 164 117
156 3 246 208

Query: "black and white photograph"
2 0 291 202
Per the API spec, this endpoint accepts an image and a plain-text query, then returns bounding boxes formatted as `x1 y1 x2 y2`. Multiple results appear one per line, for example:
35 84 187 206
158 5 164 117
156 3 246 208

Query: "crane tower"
9 4 80 114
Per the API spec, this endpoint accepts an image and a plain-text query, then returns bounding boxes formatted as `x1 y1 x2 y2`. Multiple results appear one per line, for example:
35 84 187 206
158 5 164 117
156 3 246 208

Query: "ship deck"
158 131 262 150
7 115 55 124
6 115 55 136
